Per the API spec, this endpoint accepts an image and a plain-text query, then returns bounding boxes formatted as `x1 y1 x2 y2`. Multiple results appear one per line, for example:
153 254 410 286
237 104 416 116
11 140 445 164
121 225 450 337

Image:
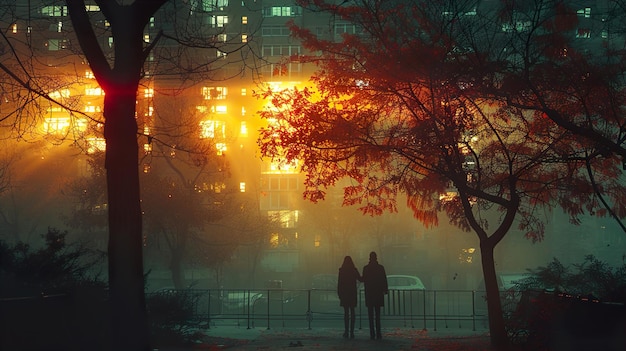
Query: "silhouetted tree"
473 0 626 233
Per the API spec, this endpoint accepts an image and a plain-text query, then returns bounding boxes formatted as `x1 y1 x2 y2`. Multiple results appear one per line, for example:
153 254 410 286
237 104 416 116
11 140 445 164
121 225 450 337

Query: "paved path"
194 326 492 350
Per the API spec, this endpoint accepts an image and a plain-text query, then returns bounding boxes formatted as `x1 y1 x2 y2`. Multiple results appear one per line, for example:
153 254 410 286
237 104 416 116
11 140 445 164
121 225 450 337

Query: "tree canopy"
258 0 626 348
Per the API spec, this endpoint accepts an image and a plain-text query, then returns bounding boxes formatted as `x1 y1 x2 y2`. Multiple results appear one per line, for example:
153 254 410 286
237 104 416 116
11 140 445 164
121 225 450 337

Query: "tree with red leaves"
258 0 626 349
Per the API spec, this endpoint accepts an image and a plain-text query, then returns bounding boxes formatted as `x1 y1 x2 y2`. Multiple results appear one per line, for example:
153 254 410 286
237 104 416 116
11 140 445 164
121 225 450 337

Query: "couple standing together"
337 251 388 340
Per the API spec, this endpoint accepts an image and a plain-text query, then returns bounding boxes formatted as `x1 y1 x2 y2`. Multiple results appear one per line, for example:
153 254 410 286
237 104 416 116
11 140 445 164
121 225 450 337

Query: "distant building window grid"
262 45 301 57
262 6 302 17
262 26 291 36
41 6 67 17
334 23 361 36
577 7 591 18
47 38 69 50
191 0 230 12
576 28 591 38
263 63 302 78
211 15 229 28
202 86 228 99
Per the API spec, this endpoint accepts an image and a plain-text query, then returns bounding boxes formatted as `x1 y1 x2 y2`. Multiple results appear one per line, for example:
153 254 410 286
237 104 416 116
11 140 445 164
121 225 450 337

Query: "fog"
1 137 624 294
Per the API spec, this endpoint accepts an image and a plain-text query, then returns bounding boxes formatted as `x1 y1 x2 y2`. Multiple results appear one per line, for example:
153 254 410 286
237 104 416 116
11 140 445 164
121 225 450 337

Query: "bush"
505 256 626 350
0 228 109 351
516 255 626 303
0 227 106 297
146 289 204 347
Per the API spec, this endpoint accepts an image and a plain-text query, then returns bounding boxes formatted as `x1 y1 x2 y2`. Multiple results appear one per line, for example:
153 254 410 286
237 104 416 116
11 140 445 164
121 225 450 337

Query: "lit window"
241 88 247 96
214 105 227 114
242 33 248 43
149 17 155 27
263 6 302 17
240 121 248 136
49 89 70 99
47 39 69 50
84 105 101 113
211 15 228 28
144 88 154 98
57 21 62 32
202 86 227 100
44 117 70 133
85 86 104 96
199 120 226 139
268 159 299 174
217 50 227 58
576 28 591 38
146 105 154 117
239 182 246 192
241 106 246 116
210 181 226 193
41 6 66 17
12 23 17 33
108 37 113 47
144 34 150 43
85 70 95 79
218 33 227 42
85 5 100 11
577 8 591 18
216 143 227 155
242 16 248 24
144 143 152 153
87 137 106 154
314 234 321 247
269 233 279 248
267 210 299 228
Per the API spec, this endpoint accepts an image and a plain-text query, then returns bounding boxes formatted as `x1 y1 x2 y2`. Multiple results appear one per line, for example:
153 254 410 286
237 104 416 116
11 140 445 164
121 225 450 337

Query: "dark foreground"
160 327 493 351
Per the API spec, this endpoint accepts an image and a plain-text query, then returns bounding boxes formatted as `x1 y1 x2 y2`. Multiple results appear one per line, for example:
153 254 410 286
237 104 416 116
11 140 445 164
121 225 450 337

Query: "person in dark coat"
337 255 362 339
362 251 388 340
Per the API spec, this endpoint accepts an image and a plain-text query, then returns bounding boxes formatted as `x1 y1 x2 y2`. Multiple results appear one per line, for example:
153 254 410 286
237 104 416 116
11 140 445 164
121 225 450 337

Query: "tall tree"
66 1 162 348
489 0 626 229
64 1 250 349
1 0 256 348
258 0 626 348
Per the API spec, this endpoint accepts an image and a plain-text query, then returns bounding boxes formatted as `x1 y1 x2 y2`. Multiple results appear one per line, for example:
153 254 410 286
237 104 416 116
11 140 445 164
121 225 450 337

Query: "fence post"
433 290 437 331
472 290 476 331
246 290 251 329
207 289 211 329
266 289 271 330
307 289 312 330
422 290 427 330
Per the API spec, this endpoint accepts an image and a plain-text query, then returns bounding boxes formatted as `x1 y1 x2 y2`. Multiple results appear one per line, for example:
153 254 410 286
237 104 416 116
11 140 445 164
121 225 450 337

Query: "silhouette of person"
337 256 362 339
362 251 388 340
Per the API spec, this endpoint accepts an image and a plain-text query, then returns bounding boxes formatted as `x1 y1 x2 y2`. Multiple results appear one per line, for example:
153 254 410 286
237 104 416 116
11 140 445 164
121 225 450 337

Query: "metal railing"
148 288 491 331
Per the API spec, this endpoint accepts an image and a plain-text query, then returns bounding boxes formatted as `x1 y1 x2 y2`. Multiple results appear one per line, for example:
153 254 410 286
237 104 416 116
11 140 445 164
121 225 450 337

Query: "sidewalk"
195 326 492 350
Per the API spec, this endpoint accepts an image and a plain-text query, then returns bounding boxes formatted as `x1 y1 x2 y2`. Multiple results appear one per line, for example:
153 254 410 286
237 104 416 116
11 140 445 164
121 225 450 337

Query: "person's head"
369 251 377 262
342 255 355 268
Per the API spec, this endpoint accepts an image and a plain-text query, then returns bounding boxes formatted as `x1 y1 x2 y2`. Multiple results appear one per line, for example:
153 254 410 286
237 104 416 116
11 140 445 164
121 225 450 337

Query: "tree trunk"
104 90 150 351
480 239 510 350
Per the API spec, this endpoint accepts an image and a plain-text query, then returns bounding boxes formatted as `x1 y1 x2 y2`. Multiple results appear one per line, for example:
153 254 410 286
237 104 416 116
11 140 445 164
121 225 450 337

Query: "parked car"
387 275 426 290
383 275 427 316
221 291 264 313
